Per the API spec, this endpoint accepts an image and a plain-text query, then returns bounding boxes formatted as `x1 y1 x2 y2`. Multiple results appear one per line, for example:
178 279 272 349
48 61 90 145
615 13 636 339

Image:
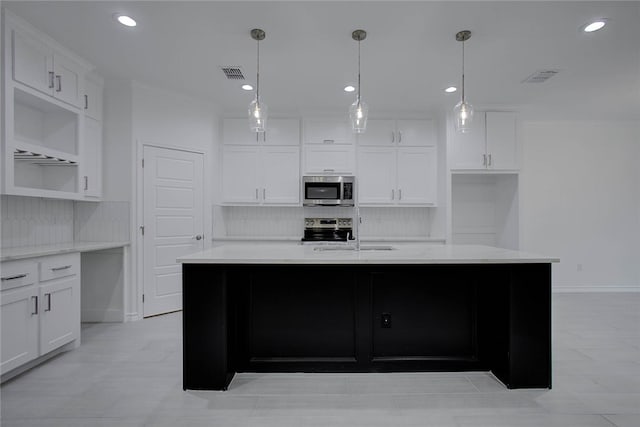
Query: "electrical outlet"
381 312 392 328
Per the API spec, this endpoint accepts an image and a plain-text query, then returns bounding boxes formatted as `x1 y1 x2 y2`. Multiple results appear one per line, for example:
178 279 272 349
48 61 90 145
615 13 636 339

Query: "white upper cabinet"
223 118 299 146
358 119 436 147
82 116 102 199
11 26 85 109
449 111 519 171
303 118 354 145
222 145 300 205
302 144 355 175
83 74 103 121
358 146 437 206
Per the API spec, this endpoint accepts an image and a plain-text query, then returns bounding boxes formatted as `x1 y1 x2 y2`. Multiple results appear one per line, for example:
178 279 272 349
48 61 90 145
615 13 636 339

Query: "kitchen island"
178 244 558 391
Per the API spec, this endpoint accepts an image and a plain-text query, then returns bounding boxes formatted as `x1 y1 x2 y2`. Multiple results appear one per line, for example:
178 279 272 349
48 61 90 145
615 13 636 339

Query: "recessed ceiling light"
344 85 356 93
445 86 457 93
241 84 254 91
583 20 606 33
115 14 137 27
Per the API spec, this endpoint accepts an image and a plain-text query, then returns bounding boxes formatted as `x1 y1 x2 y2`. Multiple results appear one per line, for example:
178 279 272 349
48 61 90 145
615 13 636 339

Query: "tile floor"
1 293 639 426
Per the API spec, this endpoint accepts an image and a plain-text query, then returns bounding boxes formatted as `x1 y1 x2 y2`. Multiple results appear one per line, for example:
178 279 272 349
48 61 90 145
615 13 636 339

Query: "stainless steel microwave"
302 176 355 207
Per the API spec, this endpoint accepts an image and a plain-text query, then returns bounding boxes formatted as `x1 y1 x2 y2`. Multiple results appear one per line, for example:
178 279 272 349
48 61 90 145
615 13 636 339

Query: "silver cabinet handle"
323 139 334 144
398 131 402 143
51 265 72 271
255 188 259 200
399 189 402 200
84 94 89 110
48 71 55 89
194 235 202 241
488 154 492 166
1 273 27 281
31 296 38 316
55 75 62 92
391 132 395 143
483 154 487 166
263 132 267 142
323 168 335 172
263 188 266 199
45 293 52 312
391 189 395 200
84 176 89 191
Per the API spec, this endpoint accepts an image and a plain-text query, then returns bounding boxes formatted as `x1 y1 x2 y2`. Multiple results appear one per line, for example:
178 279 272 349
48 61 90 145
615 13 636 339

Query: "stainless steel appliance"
302 175 355 207
301 217 354 244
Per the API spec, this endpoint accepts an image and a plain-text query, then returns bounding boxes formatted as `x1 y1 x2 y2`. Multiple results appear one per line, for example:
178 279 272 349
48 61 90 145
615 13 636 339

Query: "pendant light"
349 29 368 133
454 30 473 133
248 28 267 132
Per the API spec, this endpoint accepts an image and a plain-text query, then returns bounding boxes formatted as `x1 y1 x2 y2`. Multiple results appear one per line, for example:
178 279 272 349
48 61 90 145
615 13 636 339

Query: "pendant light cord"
256 38 260 104
461 40 465 103
357 38 361 105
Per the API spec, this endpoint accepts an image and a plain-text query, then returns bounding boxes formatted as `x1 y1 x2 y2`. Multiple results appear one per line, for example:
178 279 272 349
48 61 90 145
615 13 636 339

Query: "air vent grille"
522 69 560 83
221 66 245 80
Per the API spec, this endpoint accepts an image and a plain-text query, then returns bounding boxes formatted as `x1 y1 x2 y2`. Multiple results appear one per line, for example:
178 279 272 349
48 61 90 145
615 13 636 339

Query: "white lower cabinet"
358 146 437 206
1 253 80 377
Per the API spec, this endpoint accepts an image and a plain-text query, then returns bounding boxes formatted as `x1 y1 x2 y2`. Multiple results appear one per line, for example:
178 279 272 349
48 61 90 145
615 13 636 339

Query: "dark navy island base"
182 263 551 391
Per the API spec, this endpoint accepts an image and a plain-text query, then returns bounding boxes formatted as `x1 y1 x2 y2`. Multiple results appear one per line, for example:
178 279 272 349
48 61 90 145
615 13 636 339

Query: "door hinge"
140 225 145 236
141 158 144 168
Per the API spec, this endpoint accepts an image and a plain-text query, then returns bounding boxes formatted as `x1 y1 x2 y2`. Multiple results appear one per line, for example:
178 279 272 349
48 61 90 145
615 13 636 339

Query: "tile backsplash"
217 205 433 240
1 195 74 248
1 196 130 249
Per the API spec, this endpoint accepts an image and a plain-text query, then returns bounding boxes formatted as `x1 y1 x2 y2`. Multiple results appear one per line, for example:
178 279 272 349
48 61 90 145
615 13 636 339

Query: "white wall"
520 121 640 291
103 80 133 202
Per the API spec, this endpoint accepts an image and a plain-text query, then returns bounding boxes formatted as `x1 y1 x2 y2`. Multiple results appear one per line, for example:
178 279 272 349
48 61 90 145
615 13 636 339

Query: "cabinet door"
397 147 437 205
83 117 102 199
52 54 83 108
261 147 300 204
449 112 487 170
358 148 396 204
486 112 518 170
263 119 299 146
223 118 259 145
84 78 103 121
12 28 54 96
357 120 396 146
396 119 437 147
222 146 260 203
303 119 354 145
303 145 355 174
39 276 79 354
1 286 39 374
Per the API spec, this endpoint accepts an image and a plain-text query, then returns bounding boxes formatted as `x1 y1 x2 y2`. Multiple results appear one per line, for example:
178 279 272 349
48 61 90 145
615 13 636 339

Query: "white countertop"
1 241 130 261
177 243 559 265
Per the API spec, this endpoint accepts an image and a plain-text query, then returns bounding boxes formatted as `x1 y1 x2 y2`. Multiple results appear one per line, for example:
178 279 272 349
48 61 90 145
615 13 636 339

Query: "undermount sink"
313 245 395 252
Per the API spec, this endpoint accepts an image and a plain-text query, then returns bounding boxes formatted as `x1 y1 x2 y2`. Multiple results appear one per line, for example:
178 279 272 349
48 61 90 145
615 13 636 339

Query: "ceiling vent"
522 69 560 83
221 66 245 80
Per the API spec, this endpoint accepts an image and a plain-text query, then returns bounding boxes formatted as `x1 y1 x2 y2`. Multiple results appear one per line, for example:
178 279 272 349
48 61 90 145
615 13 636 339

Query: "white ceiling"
4 1 640 120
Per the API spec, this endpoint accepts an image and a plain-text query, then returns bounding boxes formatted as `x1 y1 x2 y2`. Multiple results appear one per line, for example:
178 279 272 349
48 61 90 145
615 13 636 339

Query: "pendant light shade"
248 28 267 133
454 30 473 133
350 29 368 133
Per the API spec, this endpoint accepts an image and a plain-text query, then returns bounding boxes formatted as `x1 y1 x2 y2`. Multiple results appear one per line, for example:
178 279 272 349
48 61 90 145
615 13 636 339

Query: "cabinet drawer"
1 260 38 291
39 253 79 282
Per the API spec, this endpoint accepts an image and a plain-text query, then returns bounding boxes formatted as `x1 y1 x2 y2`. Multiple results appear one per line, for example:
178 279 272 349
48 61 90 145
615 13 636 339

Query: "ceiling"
4 1 640 120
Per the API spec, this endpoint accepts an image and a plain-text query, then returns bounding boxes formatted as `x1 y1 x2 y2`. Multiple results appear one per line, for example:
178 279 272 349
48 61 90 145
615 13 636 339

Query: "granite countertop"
177 243 559 265
1 241 130 261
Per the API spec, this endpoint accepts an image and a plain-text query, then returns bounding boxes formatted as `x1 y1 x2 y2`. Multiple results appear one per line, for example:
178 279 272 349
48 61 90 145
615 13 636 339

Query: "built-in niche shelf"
451 173 519 250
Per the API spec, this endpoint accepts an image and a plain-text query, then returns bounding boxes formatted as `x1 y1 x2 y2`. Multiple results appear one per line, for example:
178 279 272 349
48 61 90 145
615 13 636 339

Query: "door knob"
194 235 203 241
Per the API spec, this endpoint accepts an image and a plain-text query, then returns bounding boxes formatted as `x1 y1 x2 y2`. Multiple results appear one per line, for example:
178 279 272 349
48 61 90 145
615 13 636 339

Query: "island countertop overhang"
177 243 559 265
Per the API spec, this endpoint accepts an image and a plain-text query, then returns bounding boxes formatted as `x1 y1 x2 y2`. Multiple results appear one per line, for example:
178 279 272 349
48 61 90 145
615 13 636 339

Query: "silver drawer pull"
323 139 334 144
323 168 335 172
51 265 72 271
2 274 27 281
32 296 38 316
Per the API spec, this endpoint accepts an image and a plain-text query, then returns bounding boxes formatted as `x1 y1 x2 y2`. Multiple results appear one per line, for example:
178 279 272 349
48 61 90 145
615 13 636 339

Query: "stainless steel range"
301 217 354 244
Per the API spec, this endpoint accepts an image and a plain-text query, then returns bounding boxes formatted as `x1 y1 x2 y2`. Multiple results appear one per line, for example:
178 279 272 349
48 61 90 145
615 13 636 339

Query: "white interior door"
143 145 204 317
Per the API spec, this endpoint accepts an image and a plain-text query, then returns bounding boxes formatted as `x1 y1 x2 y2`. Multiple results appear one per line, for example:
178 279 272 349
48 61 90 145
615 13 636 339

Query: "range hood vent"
522 69 560 83
221 66 245 80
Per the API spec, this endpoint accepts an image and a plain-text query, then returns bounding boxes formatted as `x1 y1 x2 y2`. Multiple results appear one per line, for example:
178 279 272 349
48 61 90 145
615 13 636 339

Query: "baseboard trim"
553 286 640 293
